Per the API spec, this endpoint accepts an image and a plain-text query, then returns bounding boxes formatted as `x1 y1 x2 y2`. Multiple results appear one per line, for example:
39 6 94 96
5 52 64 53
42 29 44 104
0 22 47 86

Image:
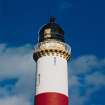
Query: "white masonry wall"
36 55 68 96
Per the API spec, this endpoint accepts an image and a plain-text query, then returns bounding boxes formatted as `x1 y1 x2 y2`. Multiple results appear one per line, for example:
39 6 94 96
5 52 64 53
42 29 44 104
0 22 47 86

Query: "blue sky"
0 0 105 105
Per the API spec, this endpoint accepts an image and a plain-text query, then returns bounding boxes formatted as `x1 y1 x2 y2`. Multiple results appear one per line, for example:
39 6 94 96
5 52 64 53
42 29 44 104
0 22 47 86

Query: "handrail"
34 40 71 54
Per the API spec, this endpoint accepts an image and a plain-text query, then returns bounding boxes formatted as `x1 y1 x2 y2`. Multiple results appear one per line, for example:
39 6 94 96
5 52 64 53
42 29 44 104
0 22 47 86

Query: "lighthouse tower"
33 17 71 105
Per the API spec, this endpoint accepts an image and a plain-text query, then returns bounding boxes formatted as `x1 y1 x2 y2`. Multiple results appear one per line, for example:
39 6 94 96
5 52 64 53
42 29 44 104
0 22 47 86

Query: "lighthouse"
33 17 71 105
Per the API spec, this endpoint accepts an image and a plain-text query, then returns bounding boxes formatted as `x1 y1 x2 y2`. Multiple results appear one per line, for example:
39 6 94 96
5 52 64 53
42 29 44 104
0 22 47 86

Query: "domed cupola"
39 16 65 42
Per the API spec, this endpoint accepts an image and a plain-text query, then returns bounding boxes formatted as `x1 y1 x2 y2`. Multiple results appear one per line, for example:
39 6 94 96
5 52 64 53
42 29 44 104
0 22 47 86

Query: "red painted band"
35 92 68 105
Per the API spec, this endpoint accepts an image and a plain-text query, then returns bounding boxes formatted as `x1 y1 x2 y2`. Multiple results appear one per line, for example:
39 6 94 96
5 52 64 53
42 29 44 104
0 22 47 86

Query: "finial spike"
49 16 56 23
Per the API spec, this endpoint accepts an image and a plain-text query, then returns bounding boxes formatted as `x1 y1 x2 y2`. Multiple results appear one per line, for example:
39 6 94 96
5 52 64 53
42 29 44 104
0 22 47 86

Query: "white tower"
33 17 71 105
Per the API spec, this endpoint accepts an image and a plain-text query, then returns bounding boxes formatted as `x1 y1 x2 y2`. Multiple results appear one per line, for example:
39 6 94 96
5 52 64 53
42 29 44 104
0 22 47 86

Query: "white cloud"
0 43 35 105
0 43 105 105
59 1 72 10
70 55 105 75
0 96 31 105
57 1 72 14
69 55 105 105
86 72 105 87
0 44 35 80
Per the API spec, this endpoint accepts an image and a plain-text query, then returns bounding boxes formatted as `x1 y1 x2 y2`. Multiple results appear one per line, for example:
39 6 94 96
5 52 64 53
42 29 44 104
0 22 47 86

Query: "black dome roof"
38 16 65 42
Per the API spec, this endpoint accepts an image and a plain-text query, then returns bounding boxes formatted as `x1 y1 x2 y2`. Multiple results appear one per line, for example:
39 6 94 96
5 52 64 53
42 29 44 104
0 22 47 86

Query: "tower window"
44 28 51 38
54 57 56 65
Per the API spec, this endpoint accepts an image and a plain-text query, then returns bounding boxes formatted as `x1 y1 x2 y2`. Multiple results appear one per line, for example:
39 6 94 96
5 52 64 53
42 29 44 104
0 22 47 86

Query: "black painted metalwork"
39 16 65 42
